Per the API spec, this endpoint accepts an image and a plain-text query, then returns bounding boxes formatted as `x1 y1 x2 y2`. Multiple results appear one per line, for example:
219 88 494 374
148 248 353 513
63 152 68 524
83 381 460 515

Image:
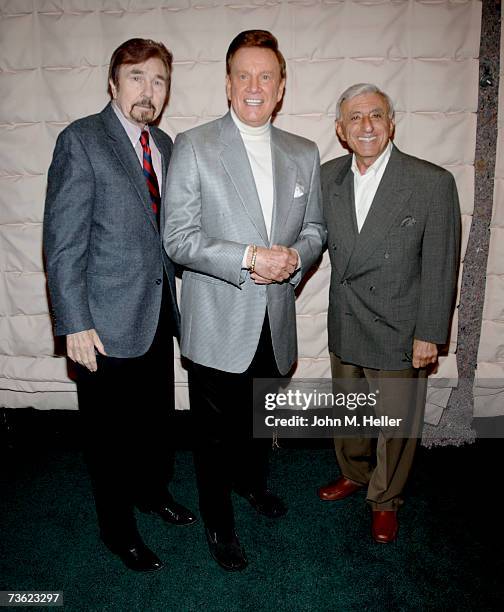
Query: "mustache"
132 99 156 110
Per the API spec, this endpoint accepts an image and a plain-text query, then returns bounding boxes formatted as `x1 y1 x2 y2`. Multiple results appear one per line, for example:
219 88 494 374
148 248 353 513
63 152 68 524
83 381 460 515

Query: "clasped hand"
250 244 299 285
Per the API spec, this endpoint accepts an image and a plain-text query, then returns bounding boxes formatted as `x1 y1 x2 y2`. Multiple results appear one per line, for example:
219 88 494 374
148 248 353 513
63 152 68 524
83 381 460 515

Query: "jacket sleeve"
289 145 326 287
414 170 461 344
162 131 247 288
43 127 95 336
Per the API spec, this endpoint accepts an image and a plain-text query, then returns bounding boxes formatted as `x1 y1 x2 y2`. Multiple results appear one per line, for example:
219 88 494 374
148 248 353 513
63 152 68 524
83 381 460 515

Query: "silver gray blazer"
163 112 325 374
322 145 461 371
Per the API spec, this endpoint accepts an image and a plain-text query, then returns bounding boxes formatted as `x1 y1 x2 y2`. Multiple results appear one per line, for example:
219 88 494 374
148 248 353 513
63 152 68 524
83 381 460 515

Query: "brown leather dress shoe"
318 477 363 501
372 510 398 543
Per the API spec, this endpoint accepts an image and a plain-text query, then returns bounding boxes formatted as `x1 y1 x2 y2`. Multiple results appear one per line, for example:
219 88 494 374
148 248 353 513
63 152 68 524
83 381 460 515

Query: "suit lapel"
150 129 169 199
346 146 412 275
219 113 269 244
327 157 356 276
100 103 158 233
269 128 297 246
150 127 170 231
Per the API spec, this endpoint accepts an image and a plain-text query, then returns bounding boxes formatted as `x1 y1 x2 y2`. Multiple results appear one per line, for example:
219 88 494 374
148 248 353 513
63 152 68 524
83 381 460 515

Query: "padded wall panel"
42 67 109 121
482 275 504 321
450 166 474 218
0 389 77 409
0 0 481 413
0 13 39 70
393 113 477 166
3 273 48 317
0 176 47 225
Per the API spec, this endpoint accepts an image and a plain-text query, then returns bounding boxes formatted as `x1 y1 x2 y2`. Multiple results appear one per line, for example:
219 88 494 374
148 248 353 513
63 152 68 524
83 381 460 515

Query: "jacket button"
370 286 375 292
384 252 390 259
341 279 347 286
155 279 162 285
332 243 337 250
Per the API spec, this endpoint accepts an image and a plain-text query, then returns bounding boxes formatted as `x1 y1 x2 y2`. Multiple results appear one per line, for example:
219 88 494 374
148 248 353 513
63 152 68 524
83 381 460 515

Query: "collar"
351 141 392 178
111 101 149 145
230 106 271 139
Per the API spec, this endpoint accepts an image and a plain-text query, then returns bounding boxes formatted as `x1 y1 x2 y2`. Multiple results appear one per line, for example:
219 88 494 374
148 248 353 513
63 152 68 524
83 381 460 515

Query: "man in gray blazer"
318 83 460 543
43 38 195 572
164 30 325 570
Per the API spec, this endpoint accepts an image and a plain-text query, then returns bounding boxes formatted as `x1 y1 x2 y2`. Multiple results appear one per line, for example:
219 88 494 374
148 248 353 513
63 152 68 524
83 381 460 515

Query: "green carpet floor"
1 417 503 611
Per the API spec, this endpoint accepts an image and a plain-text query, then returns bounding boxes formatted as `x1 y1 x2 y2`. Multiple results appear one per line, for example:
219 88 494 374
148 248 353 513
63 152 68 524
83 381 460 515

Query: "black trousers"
75 282 176 543
188 316 281 531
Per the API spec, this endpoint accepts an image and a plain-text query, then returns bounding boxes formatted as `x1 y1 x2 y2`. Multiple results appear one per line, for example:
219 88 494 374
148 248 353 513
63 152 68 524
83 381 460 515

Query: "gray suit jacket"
43 103 180 358
163 112 325 374
321 145 461 371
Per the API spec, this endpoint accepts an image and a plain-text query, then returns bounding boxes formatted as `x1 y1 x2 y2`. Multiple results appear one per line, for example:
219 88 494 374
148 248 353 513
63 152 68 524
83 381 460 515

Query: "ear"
276 78 286 103
388 119 395 138
225 74 231 102
109 79 118 100
336 121 347 143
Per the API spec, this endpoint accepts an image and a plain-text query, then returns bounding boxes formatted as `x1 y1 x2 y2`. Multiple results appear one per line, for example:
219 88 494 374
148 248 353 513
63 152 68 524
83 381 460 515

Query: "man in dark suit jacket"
43 38 195 572
318 83 460 543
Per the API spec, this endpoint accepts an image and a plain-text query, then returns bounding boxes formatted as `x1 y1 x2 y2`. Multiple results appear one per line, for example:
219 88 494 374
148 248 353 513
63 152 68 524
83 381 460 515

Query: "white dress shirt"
351 141 392 233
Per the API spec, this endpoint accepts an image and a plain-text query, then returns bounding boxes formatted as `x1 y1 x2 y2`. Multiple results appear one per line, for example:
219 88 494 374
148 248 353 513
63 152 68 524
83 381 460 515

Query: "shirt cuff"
241 245 251 269
292 248 301 271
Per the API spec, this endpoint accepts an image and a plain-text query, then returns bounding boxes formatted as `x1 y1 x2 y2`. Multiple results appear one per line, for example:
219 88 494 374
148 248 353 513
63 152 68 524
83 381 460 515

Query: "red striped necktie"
140 130 161 227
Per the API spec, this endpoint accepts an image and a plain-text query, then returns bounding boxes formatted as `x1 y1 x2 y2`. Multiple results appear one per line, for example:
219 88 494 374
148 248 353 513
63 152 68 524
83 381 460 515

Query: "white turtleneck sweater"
231 107 274 240
231 107 300 273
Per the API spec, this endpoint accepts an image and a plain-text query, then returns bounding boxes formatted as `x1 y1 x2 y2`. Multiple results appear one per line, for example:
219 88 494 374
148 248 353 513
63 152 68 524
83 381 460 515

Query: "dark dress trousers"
43 103 180 543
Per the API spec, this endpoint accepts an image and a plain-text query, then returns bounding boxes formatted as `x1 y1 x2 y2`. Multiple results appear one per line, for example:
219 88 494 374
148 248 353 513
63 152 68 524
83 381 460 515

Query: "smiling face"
336 92 395 173
109 57 169 127
226 46 285 127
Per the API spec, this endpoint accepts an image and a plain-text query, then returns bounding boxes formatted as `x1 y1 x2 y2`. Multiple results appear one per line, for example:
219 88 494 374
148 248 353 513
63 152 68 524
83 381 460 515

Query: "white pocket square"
294 183 305 198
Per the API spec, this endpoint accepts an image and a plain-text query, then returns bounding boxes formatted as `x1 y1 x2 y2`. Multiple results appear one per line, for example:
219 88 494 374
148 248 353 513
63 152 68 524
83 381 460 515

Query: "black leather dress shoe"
205 527 248 572
102 537 164 572
237 488 288 518
138 499 197 526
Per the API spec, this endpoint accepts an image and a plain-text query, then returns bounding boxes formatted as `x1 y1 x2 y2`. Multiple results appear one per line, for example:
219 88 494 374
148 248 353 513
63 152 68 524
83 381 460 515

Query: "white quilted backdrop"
474 6 504 417
0 0 481 417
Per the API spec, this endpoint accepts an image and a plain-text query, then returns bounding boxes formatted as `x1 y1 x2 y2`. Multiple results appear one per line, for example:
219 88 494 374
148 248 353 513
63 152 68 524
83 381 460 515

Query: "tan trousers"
330 353 428 510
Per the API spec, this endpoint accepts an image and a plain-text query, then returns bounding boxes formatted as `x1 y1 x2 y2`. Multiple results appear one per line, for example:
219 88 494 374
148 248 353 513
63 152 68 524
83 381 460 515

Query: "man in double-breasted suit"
164 30 325 570
318 83 460 543
43 38 195 572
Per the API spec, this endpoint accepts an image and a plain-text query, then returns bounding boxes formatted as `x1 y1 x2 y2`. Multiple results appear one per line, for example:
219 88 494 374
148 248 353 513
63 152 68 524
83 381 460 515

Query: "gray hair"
335 83 395 121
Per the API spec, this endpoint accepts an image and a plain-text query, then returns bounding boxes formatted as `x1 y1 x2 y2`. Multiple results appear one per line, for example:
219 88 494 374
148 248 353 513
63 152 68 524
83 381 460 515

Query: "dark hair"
226 30 286 80
107 38 173 97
